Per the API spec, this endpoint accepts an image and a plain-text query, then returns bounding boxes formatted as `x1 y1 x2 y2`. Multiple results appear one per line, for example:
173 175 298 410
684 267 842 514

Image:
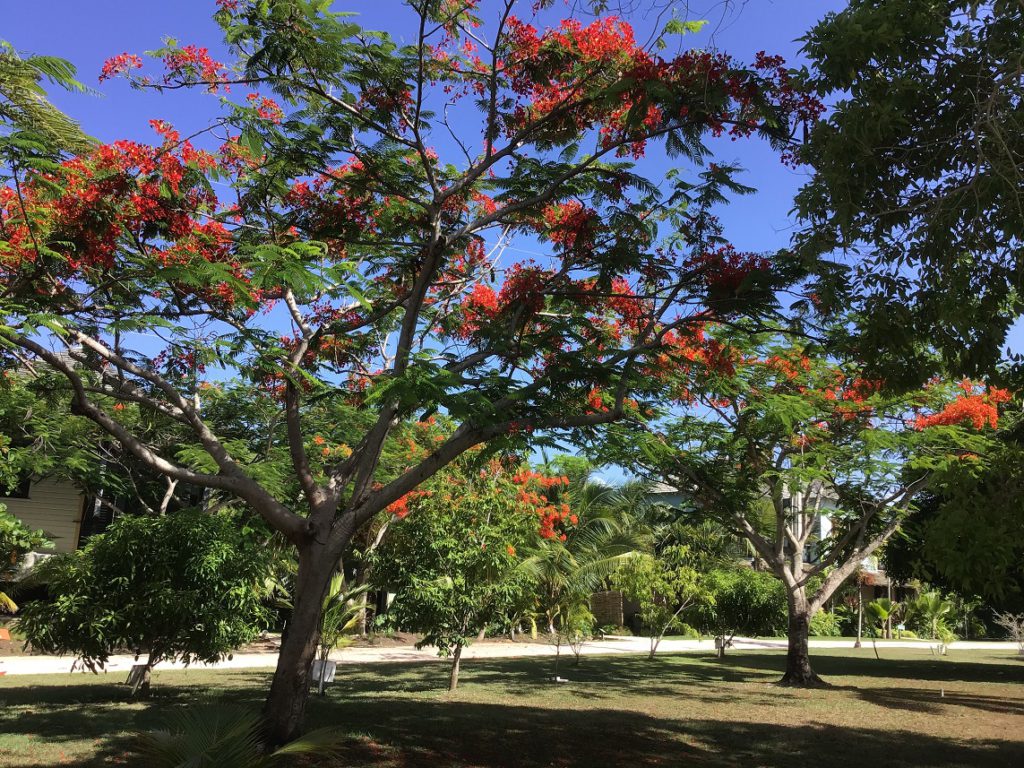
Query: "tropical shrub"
689 568 787 648
16 509 272 694
0 505 50 613
809 610 842 637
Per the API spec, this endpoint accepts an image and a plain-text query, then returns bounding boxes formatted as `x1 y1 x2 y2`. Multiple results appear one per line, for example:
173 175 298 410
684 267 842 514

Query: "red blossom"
99 53 143 82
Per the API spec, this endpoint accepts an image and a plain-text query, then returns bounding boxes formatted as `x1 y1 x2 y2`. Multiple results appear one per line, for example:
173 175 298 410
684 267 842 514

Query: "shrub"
16 509 272 694
809 610 843 637
688 568 787 642
0 505 51 613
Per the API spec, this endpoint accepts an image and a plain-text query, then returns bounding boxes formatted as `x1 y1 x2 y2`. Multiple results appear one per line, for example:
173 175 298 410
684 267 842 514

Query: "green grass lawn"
1 648 1022 767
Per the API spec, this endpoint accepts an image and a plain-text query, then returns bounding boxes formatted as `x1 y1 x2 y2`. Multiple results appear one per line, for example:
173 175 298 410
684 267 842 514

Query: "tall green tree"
0 2 815 740
796 0 1024 382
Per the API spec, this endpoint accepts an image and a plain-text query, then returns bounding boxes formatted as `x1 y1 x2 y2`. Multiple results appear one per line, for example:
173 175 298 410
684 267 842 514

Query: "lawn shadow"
715 651 1024 686
855 686 1024 716
301 696 1024 768
4 653 1024 767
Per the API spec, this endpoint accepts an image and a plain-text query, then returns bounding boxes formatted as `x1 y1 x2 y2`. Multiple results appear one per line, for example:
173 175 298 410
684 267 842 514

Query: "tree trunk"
779 590 826 687
854 587 863 648
262 546 334 746
448 643 463 691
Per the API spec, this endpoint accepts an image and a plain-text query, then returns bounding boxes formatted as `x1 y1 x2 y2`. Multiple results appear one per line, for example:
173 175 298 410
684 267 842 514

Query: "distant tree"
994 612 1024 656
796 0 1024 382
689 568 787 655
611 545 709 658
906 590 957 654
865 598 899 660
611 333 1001 685
16 509 272 695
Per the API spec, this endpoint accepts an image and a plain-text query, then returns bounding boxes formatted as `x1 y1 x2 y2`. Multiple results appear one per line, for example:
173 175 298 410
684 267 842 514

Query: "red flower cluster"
163 45 225 91
99 53 143 82
541 200 598 251
387 489 432 519
915 386 1011 431
497 263 551 316
455 283 500 339
606 278 647 330
691 245 770 296
501 16 822 161
511 471 573 540
247 93 284 124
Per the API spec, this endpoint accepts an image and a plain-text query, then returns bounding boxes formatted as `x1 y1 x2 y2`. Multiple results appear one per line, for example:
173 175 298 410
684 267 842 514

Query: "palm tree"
136 706 342 767
522 478 652 665
315 573 369 695
910 591 955 653
865 598 900 660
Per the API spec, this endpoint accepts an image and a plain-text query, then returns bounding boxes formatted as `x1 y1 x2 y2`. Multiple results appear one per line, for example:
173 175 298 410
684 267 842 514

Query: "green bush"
688 568 787 638
0 505 51 613
16 509 272 693
809 610 843 637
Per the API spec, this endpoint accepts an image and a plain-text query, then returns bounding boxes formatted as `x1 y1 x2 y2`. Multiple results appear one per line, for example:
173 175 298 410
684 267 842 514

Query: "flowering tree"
370 458 544 690
0 1 816 740
615 333 1002 685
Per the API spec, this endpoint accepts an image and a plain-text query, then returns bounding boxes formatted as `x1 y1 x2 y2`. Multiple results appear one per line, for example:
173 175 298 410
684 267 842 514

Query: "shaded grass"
1 647 1022 766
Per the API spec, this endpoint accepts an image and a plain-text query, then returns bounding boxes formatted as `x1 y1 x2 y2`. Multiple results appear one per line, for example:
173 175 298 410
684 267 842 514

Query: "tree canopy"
796 0 1024 382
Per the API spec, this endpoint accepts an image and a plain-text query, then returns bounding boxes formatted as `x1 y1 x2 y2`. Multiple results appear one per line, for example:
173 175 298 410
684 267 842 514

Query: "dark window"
0 474 31 499
77 495 114 545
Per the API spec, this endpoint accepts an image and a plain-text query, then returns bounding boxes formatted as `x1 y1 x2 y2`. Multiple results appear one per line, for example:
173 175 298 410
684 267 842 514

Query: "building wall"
2 478 84 553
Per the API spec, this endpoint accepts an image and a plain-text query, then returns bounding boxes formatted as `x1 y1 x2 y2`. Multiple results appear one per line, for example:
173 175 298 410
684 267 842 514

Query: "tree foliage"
370 459 539 688
797 0 1024 381
688 567 787 643
0 504 50 612
0 0 819 738
16 509 272 691
610 544 707 657
605 330 1002 682
885 428 1024 612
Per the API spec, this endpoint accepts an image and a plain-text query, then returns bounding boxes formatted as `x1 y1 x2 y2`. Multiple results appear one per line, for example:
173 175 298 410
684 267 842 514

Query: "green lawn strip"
0 648 1022 767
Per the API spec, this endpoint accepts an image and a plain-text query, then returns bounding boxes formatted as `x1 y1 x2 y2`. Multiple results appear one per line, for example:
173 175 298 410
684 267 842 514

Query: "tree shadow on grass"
300 698 1023 768
715 651 1024 686
854 687 1024 716
4 654 1024 767
335 653 768 701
